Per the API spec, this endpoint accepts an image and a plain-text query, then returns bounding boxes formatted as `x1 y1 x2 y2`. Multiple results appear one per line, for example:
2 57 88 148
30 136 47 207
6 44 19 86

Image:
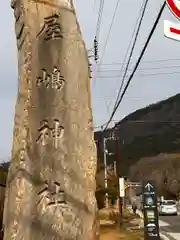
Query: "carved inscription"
19 139 26 162
88 63 92 79
36 119 64 148
37 181 66 206
51 67 65 90
11 0 26 50
37 67 65 90
36 69 50 88
37 14 63 41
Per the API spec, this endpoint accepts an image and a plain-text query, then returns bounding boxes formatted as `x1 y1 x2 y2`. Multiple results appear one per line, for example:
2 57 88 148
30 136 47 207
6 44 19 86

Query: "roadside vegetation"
0 162 9 231
99 207 143 239
129 153 180 199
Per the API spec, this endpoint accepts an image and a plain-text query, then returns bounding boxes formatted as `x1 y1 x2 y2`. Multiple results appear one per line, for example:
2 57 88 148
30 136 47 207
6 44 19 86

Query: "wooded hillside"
95 94 180 175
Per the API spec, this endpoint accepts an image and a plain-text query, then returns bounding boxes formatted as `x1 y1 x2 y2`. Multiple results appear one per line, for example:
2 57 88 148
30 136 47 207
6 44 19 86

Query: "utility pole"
102 128 114 208
103 136 109 208
114 125 123 226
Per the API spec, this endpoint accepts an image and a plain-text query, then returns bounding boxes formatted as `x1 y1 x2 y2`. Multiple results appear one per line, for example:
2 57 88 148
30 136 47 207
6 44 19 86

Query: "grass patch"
100 225 144 240
100 207 144 239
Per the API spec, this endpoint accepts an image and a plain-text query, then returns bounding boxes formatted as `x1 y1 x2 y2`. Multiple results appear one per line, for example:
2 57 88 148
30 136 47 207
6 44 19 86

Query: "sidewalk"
127 207 177 240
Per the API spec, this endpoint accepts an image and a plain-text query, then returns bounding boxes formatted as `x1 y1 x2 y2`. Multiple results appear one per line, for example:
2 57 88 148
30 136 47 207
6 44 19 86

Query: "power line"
93 0 105 63
99 0 121 64
94 119 180 129
97 64 180 73
93 0 97 12
95 0 149 115
102 0 150 118
95 71 180 78
113 0 149 112
93 0 121 88
98 0 121 116
103 1 166 131
118 120 180 123
95 0 105 41
97 57 180 66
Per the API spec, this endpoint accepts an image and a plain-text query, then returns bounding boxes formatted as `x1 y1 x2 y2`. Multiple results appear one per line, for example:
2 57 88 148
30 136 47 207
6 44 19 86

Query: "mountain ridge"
94 93 180 175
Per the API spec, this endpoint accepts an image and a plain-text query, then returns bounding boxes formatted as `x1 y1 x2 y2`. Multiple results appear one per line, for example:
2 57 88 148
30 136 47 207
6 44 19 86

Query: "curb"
136 209 143 218
160 231 177 240
160 233 171 240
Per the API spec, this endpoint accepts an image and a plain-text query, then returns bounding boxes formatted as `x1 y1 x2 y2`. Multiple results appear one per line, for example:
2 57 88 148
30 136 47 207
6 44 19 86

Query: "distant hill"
94 94 180 175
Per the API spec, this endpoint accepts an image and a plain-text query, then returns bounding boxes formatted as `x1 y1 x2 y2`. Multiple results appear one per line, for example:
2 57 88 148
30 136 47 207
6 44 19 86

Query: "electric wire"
95 71 180 78
95 0 105 41
95 120 180 129
103 1 166 131
93 0 121 89
98 57 180 66
96 0 148 108
95 0 148 114
97 64 180 73
99 0 121 65
113 0 149 112
93 0 97 12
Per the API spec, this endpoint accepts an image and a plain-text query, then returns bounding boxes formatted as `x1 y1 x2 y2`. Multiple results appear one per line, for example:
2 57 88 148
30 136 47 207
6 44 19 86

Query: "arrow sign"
164 20 180 42
145 183 153 191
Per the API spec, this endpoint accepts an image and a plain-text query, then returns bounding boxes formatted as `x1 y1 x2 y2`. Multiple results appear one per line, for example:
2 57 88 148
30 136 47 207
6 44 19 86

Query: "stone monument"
3 0 98 239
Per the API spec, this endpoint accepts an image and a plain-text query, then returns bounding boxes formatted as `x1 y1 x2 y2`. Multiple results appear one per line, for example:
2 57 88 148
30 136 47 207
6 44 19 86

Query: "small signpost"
119 177 125 197
142 180 160 240
118 177 125 226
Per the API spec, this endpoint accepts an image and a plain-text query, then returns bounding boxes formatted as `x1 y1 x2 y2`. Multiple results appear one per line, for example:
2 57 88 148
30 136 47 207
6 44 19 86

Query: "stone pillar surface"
3 0 97 239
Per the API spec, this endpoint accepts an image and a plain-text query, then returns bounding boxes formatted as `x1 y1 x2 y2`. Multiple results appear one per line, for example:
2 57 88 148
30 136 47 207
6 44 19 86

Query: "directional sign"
142 180 160 240
145 183 153 192
164 20 180 42
166 0 180 19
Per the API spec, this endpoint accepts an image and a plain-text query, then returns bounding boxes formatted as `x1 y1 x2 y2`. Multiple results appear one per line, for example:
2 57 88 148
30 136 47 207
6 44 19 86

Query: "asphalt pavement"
159 215 180 240
129 196 180 239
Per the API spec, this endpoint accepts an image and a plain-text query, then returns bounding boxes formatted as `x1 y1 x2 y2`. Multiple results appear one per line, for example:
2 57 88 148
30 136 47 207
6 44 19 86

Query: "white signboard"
164 20 180 42
119 177 125 197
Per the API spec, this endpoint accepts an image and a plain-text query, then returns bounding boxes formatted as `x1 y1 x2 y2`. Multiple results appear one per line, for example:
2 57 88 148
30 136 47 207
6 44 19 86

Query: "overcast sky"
0 0 180 160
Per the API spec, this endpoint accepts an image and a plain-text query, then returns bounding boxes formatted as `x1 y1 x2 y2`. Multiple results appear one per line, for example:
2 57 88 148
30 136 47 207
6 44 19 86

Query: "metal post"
115 126 123 226
103 136 109 208
114 160 116 175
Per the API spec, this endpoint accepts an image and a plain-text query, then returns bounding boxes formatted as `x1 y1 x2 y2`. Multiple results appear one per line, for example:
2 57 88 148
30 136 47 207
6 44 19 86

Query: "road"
159 215 180 240
131 196 180 239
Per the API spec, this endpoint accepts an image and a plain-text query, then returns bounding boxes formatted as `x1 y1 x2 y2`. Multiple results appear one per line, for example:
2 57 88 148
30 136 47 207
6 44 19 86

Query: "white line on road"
159 220 170 227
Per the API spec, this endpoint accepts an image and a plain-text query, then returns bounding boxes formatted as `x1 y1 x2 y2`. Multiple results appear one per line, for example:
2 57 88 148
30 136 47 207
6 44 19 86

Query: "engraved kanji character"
36 120 50 146
51 119 64 148
51 67 65 90
36 69 50 88
37 181 50 205
37 181 66 206
19 139 26 161
37 14 63 41
47 181 66 206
